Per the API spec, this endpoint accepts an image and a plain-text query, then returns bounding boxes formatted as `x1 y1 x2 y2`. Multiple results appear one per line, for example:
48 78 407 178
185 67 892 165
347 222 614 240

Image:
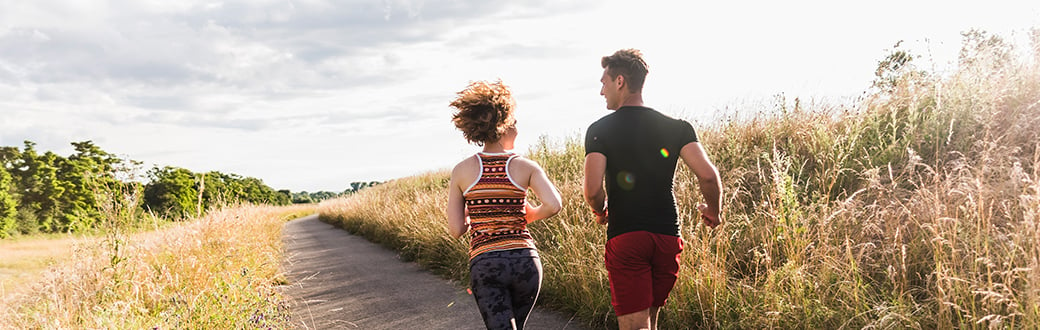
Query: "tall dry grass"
319 30 1040 329
0 234 91 300
0 203 315 329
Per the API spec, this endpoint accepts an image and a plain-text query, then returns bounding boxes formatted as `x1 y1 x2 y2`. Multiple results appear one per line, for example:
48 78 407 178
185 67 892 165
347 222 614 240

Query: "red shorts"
604 231 683 316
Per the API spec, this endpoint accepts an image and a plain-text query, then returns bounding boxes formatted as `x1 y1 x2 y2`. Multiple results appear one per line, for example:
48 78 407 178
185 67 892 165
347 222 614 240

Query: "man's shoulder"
638 106 681 121
587 112 617 131
643 108 694 130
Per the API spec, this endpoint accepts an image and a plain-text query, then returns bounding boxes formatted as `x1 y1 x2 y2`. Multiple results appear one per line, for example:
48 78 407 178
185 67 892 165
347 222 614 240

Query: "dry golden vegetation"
0 234 94 300
319 30 1040 329
0 204 315 329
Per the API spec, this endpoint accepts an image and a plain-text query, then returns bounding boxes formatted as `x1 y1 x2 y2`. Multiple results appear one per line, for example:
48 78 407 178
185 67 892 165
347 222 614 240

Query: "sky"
1 0 1038 192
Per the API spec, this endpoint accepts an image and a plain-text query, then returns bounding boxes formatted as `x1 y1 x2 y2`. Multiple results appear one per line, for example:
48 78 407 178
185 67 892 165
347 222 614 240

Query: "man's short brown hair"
601 49 649 93
450 79 515 146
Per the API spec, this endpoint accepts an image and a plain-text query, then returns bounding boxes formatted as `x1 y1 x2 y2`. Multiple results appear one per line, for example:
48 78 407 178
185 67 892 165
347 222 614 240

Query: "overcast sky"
1 0 1038 192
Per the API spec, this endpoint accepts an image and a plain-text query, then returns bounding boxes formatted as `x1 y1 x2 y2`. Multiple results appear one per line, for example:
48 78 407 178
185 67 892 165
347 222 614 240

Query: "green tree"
310 191 339 201
0 145 34 234
200 171 234 209
54 141 122 232
2 140 290 228
0 166 17 238
289 190 346 204
143 166 199 219
145 168 289 219
291 191 315 204
277 189 293 204
236 176 290 205
6 142 67 232
350 181 369 192
197 171 288 207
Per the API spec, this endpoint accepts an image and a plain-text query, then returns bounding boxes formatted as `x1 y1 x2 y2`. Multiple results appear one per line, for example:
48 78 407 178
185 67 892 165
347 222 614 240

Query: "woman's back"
462 152 535 259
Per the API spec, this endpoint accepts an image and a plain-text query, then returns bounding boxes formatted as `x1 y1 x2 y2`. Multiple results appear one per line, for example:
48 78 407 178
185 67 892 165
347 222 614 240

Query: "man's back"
584 106 699 239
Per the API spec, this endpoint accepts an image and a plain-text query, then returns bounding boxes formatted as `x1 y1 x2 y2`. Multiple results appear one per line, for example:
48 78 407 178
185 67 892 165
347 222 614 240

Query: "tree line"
0 140 377 238
287 181 381 204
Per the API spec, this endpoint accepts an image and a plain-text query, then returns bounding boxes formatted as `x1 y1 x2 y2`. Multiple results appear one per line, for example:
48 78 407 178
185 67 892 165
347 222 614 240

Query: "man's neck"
618 92 644 108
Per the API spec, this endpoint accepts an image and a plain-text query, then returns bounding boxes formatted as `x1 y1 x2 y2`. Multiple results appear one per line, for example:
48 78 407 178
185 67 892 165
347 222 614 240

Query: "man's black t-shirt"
585 106 699 239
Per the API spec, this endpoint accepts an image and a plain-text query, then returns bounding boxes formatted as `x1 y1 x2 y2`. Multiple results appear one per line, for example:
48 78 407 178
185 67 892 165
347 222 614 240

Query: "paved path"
280 214 587 329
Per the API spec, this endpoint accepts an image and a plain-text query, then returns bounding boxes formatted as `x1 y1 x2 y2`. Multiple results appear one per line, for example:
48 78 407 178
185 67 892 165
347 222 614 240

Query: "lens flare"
659 148 670 158
616 171 636 190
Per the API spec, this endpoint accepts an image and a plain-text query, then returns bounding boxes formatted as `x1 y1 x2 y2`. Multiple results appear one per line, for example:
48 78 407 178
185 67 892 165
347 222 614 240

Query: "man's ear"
614 74 626 90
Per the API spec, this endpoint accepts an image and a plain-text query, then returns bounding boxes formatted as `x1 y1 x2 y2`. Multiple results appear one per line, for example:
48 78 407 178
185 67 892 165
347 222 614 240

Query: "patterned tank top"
463 152 535 259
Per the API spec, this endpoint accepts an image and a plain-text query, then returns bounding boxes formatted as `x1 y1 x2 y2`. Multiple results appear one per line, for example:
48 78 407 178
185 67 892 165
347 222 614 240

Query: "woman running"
445 80 563 330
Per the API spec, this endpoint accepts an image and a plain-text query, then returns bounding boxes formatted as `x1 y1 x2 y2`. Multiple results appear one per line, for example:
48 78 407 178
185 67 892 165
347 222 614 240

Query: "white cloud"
1 0 1038 191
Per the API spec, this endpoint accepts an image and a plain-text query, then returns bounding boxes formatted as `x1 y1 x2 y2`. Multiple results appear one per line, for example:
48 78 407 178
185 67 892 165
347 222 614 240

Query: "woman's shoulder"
452 154 480 174
507 155 545 172
450 155 481 191
507 153 528 164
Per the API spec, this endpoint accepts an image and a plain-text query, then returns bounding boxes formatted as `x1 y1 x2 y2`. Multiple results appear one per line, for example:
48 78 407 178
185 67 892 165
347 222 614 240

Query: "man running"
583 48 723 330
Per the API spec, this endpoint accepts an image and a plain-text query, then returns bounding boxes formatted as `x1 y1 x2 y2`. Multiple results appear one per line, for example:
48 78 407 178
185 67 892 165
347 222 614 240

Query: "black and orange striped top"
463 152 535 259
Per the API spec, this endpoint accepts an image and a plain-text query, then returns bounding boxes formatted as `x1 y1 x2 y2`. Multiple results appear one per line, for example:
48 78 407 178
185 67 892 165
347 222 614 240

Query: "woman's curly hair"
450 79 516 146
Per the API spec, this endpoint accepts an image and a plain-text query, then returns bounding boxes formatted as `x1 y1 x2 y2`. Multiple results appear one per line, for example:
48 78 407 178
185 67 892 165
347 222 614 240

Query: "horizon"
2 0 1039 192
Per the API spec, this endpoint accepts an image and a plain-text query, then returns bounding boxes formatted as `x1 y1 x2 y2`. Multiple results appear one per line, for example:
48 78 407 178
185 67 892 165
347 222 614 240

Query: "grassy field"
319 30 1040 329
0 234 97 300
0 204 315 329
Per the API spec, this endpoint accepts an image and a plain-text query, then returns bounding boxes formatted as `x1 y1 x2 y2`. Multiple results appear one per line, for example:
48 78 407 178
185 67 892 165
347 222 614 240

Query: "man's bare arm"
679 142 722 228
583 152 608 225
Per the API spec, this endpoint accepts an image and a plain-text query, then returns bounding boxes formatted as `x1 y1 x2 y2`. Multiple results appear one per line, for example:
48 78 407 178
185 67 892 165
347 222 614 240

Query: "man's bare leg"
649 306 661 330
617 308 651 330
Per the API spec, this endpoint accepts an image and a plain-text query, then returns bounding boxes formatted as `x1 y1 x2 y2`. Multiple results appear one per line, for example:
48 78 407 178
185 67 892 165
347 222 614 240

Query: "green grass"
321 30 1040 329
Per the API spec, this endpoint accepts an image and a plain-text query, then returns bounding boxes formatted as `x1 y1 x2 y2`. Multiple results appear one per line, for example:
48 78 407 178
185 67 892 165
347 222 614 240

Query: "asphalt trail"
280 214 586 329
